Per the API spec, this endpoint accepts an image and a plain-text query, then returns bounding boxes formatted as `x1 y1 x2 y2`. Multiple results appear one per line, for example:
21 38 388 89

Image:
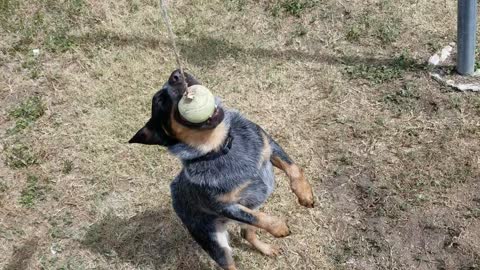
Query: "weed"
282 0 307 17
4 143 39 168
8 96 45 134
449 95 462 111
383 83 420 112
0 0 18 24
293 24 307 37
19 175 46 208
345 53 423 84
62 160 74 174
346 25 362 42
345 10 401 44
375 19 400 44
0 179 7 193
270 3 282 17
46 28 76 53
270 0 317 17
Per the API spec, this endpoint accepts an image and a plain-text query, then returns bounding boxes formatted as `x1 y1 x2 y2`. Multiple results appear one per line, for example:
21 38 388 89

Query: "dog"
129 70 314 270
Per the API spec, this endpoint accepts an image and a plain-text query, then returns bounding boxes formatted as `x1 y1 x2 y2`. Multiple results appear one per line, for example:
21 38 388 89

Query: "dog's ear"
129 120 171 145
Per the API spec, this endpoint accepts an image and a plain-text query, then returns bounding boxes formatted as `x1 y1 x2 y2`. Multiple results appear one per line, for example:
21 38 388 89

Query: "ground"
1 0 480 269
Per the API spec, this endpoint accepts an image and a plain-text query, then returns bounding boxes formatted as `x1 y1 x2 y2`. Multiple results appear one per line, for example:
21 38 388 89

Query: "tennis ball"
178 85 216 123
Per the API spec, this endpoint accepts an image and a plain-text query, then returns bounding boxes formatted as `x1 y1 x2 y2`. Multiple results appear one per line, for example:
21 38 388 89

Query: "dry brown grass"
1 0 480 269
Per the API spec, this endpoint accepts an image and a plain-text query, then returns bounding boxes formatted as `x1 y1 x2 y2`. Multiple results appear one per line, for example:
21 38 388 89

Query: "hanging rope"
159 0 189 94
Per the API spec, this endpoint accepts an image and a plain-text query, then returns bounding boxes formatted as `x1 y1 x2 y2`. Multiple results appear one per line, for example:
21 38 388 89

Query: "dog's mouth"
175 102 225 129
208 104 222 122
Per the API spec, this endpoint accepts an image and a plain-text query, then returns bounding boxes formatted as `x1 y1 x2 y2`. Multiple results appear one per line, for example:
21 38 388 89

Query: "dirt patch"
325 170 480 270
4 237 39 270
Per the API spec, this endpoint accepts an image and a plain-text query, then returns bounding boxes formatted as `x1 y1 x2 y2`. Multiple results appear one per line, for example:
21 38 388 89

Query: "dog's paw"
292 179 314 208
268 219 290 238
298 193 314 208
263 245 281 257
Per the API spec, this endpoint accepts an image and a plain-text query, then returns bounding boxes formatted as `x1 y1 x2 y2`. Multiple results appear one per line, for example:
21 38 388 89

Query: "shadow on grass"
177 35 427 73
70 30 166 49
71 30 427 80
82 208 209 270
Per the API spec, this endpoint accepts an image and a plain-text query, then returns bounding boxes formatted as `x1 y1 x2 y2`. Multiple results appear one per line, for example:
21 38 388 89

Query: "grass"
19 175 46 208
62 160 74 174
1 0 479 270
344 53 424 84
3 142 39 169
8 96 44 134
344 5 401 45
269 0 318 17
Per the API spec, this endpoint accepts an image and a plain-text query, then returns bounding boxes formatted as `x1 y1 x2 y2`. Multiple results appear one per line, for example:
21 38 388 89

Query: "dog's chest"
234 161 275 209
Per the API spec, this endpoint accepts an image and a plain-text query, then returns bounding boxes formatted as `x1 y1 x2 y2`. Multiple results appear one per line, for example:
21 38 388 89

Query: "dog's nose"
168 70 184 85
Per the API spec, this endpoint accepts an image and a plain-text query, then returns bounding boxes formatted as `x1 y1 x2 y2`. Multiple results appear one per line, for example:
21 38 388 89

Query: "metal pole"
457 0 478 75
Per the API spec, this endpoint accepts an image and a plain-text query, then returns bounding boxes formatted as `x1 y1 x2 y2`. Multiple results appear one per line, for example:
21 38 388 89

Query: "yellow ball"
178 85 215 123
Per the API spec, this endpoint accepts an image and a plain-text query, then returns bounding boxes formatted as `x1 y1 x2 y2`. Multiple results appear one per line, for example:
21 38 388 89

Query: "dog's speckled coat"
130 70 314 270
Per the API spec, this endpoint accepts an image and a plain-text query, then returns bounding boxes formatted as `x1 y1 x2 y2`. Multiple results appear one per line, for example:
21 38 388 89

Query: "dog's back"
170 109 275 215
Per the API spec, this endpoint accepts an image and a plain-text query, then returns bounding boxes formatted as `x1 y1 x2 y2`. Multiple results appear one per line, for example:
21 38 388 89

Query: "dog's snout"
169 70 184 85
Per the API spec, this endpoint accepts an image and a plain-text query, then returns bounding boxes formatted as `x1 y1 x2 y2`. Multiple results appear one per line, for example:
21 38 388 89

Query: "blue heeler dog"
129 70 314 270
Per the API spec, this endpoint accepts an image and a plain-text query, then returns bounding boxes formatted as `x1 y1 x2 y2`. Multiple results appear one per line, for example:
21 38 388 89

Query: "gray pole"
457 0 478 75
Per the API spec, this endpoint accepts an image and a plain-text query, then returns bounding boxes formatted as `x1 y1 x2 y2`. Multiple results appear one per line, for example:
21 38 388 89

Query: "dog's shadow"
82 208 211 269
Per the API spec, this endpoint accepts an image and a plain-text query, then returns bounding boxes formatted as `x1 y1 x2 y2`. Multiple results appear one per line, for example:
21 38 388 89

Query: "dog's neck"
168 110 232 160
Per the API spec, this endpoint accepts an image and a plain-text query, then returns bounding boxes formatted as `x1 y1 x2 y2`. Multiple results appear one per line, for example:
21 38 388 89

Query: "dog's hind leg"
186 219 237 270
241 224 280 256
222 204 290 238
268 136 314 208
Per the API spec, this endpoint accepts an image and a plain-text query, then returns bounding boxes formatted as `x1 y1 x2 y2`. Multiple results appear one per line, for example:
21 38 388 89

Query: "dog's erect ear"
129 121 170 145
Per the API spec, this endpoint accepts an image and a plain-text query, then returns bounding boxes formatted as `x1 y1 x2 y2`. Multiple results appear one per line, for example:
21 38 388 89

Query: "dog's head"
129 70 225 146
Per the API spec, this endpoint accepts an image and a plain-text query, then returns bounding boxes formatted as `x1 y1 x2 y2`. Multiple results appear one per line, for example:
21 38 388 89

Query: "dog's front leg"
221 204 290 238
267 137 315 208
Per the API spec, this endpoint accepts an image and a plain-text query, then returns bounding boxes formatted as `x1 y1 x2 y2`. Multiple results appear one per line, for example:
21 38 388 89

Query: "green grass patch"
374 18 401 44
4 0 86 53
19 175 46 208
0 0 18 23
345 9 401 44
344 53 423 84
346 25 362 42
382 83 420 113
270 0 318 17
8 96 45 134
46 27 76 53
4 142 39 169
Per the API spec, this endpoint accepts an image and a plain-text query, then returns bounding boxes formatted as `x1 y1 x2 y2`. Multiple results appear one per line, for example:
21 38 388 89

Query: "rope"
159 0 189 95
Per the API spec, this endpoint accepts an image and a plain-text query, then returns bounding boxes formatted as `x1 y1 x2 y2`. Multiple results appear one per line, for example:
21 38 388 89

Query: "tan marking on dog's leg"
258 133 272 167
217 181 251 203
170 111 227 153
238 205 290 238
271 157 314 208
241 225 280 256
